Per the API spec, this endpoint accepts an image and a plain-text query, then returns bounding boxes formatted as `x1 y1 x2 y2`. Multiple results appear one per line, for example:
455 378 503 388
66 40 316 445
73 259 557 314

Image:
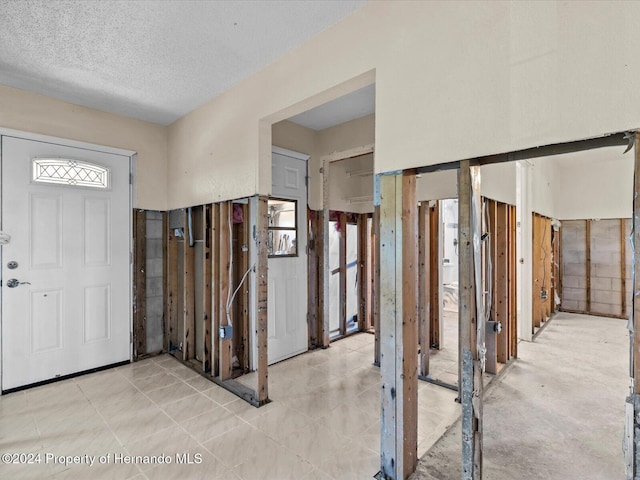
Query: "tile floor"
0 332 460 480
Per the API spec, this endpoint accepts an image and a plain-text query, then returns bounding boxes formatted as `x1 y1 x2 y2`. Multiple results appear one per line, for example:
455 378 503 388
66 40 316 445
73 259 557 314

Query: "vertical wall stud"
162 211 169 352
358 213 368 331
496 202 509 364
373 205 381 365
378 171 418 480
418 202 431 378
219 201 232 380
621 219 627 318
203 204 212 372
459 160 483 480
429 202 440 349
183 208 196 362
339 212 347 337
256 196 269 403
586 219 592 314
321 159 331 347
133 209 147 359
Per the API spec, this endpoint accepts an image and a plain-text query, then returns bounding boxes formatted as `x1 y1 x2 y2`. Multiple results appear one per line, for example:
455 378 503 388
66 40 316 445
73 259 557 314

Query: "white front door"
1 136 131 391
268 150 308 364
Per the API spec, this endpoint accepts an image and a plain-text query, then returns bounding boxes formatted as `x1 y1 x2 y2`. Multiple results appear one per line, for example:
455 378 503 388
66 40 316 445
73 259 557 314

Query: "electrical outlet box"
219 325 233 339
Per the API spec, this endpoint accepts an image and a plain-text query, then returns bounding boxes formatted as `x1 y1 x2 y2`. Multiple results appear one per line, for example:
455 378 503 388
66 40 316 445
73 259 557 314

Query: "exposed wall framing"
532 212 553 332
133 210 166 360
160 198 268 407
561 218 631 319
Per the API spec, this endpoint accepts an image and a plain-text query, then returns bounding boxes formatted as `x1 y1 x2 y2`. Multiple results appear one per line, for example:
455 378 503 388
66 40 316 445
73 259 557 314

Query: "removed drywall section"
0 84 167 210
560 218 631 319
146 211 165 353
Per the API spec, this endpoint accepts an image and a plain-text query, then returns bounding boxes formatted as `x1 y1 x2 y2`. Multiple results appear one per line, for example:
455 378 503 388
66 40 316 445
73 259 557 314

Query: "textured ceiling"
0 0 367 125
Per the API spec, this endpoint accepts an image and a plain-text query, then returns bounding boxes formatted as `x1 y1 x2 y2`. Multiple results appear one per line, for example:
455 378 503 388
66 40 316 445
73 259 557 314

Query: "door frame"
0 128 136 393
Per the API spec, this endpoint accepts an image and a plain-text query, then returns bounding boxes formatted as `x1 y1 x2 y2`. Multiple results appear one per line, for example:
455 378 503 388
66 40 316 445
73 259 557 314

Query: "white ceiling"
0 0 367 126
287 83 375 131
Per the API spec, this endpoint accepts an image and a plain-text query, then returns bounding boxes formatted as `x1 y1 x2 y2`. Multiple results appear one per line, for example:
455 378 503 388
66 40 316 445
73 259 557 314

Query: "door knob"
6 279 30 288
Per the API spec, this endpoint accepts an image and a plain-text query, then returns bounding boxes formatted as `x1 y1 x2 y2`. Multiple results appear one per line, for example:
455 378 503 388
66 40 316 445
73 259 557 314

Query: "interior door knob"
6 279 30 288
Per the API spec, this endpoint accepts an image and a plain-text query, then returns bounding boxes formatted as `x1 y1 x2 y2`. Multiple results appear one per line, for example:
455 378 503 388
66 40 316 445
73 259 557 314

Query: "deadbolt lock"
7 261 18 270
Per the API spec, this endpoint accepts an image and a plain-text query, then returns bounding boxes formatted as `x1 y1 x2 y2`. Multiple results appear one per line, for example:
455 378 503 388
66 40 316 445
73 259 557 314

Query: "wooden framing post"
203 204 213 373
485 199 497 374
321 159 331 347
459 160 483 480
133 209 147 359
373 205 381 365
429 202 440 349
585 219 592 314
509 205 518 359
183 208 196 361
218 201 232 380
239 203 250 372
256 196 269 403
496 202 509 364
418 202 431 378
339 212 347 336
211 204 220 376
358 213 368 331
378 171 418 480
621 219 627 318
308 210 319 347
162 212 169 352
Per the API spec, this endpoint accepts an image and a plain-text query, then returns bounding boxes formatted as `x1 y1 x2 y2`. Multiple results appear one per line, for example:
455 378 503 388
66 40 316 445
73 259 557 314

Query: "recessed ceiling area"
0 0 367 125
287 84 375 131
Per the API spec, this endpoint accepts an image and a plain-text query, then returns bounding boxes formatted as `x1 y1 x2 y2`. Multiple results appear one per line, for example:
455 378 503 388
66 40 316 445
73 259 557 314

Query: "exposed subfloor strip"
411 312 628 480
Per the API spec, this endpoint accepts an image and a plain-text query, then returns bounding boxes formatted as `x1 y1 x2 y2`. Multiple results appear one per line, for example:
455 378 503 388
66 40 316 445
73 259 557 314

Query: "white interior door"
1 136 131 391
268 150 308 364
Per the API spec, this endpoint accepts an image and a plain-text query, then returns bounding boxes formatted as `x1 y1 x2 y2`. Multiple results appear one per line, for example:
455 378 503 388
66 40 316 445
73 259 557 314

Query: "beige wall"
272 114 375 211
166 1 640 209
0 85 167 209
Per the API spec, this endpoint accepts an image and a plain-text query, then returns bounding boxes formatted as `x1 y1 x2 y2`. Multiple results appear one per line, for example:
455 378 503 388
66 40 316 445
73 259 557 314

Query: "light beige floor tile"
202 385 240 406
145 450 231 480
161 393 218 423
301 468 336 479
179 408 244 443
145 382 199 406
279 422 350 468
203 422 275 468
184 375 217 392
126 424 202 471
232 441 314 480
316 402 378 437
222 398 263 422
110 406 175 445
133 372 181 393
313 444 379 480
248 403 314 442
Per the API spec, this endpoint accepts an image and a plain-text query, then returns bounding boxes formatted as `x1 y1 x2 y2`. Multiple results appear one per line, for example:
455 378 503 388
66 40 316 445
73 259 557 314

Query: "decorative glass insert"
32 158 110 189
267 199 297 257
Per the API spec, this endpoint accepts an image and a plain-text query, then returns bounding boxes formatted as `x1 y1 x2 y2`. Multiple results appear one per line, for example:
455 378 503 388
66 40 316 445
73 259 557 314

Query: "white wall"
167 1 640 209
552 147 633 220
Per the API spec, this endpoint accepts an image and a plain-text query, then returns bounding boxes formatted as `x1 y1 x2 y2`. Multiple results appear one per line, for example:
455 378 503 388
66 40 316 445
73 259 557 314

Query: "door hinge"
305 176 309 187
129 173 133 185
130 331 133 344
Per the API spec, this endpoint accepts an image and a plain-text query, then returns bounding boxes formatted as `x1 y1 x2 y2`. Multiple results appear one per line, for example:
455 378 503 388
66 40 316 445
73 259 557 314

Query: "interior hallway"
412 312 628 480
0 333 460 480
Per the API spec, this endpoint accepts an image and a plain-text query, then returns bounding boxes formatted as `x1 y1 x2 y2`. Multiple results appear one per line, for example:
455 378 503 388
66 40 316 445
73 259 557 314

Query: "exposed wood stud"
358 213 368 331
219 201 232 380
459 160 482 480
379 172 418 480
339 211 347 337
167 223 179 351
429 202 440 349
373 205 381 365
241 203 251 372
211 203 220 376
133 209 147 359
418 202 430 377
316 211 328 346
621 218 627 318
586 219 591 314
203 204 212 373
308 209 318 347
183 209 196 362
510 205 518 359
485 199 497 375
162 211 169 352
256 196 269 403
321 159 331 348
496 201 509 364
633 131 640 395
